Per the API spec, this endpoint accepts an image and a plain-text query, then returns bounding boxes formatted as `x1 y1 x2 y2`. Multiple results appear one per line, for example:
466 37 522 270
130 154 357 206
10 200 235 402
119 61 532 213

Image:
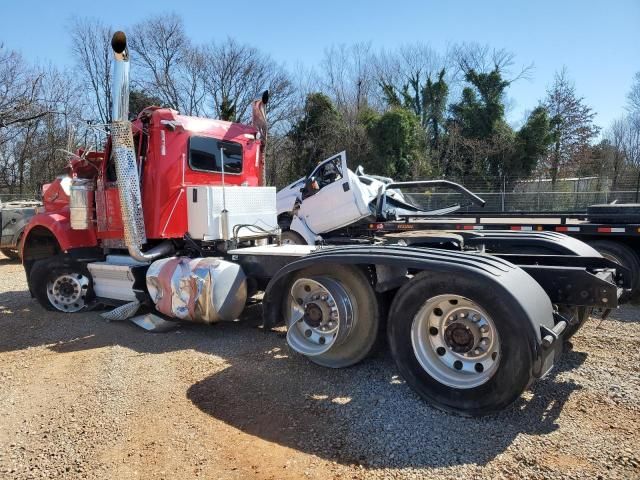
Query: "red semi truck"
19 31 626 416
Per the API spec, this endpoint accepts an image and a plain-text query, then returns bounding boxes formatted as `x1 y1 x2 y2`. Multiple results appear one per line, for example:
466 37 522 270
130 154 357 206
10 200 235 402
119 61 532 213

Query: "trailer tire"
588 240 640 295
387 271 535 416
280 230 308 246
284 264 379 368
30 255 94 312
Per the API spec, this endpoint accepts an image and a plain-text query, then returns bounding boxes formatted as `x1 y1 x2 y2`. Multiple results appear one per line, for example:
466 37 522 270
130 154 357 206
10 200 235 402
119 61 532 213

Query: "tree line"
1 13 639 198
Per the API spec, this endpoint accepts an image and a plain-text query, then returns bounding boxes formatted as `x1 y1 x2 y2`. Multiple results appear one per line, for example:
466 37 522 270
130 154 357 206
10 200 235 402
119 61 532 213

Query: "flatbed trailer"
367 210 640 295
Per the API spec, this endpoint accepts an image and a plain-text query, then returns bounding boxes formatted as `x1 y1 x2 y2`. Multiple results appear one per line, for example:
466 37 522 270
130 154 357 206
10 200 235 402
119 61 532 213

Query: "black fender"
262 245 557 377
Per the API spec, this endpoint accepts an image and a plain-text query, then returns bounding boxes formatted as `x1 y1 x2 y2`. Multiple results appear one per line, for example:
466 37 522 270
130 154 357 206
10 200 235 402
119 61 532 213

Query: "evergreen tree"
422 69 448 151
288 93 344 179
366 108 427 180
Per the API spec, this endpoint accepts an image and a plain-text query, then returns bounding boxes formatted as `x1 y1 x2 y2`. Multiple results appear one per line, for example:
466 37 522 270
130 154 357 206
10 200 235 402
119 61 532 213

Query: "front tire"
30 255 94 312
280 230 308 246
388 272 535 416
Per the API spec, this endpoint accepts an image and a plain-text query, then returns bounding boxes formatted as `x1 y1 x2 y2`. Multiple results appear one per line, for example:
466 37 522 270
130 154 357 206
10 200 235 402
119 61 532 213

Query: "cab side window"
313 158 343 190
189 137 243 174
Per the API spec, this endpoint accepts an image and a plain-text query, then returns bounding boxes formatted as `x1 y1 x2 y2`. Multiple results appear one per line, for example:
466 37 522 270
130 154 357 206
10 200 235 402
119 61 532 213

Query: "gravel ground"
0 252 639 480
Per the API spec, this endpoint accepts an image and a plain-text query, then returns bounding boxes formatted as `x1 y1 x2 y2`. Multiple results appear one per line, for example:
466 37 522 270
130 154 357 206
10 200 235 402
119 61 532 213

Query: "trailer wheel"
284 264 379 368
588 240 640 295
387 272 535 416
30 255 94 312
281 230 308 245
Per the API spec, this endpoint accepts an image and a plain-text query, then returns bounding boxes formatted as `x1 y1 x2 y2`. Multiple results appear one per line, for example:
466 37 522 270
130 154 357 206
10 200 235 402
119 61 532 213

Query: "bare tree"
452 42 533 81
204 37 295 128
0 54 82 196
321 43 376 118
0 45 51 131
375 43 447 115
606 117 630 190
69 17 113 125
628 71 640 116
623 117 640 200
544 68 600 187
128 13 190 112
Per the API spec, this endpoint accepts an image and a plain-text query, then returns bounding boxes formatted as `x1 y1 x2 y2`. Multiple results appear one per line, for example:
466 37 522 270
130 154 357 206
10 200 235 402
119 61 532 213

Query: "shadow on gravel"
0 287 587 470
186 345 587 469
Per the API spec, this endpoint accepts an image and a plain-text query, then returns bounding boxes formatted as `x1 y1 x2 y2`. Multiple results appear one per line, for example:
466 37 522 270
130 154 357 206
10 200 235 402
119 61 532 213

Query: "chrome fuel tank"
146 257 247 323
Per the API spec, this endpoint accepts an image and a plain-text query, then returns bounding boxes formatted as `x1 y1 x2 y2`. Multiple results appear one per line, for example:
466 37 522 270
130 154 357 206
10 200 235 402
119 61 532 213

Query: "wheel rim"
411 294 500 389
46 273 90 312
286 276 354 356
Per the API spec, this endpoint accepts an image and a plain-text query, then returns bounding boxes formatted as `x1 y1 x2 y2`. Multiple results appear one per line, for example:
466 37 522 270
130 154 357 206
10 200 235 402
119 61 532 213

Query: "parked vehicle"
0 200 40 260
21 32 624 416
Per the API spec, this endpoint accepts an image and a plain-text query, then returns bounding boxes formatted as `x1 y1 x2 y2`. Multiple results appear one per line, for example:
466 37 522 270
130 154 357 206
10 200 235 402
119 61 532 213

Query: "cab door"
297 152 363 234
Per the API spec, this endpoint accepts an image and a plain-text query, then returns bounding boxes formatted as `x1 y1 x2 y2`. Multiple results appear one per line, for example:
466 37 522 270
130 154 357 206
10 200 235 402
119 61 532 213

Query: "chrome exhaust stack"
110 31 172 262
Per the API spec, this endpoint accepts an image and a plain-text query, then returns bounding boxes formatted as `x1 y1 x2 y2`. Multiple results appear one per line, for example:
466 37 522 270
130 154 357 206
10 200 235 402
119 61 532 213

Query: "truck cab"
21 106 272 274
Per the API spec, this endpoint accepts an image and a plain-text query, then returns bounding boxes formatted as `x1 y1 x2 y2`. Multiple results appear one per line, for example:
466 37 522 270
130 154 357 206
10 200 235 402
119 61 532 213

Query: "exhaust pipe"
110 31 173 262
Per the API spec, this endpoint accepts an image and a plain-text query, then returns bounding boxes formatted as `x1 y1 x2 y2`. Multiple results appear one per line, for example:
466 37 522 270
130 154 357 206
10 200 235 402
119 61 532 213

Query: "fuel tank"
146 257 247 323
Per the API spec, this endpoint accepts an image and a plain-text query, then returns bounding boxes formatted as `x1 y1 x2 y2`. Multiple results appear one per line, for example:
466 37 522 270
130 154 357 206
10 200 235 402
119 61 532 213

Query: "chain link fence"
403 190 640 214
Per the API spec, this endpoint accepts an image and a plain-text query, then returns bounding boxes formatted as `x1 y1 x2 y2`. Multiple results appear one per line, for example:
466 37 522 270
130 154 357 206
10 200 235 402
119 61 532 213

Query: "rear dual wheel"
388 272 535 416
283 264 380 368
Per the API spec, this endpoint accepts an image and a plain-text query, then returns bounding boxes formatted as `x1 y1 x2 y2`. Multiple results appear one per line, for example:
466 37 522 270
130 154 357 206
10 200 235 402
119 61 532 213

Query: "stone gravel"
0 252 639 479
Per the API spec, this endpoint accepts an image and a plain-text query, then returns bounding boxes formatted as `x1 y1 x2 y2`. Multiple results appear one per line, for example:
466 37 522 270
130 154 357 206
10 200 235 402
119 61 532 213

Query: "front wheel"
280 230 308 246
30 255 94 312
388 272 536 416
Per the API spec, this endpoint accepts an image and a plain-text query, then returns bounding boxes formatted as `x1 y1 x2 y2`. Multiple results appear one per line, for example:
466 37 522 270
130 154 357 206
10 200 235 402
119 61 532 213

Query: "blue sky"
1 0 638 131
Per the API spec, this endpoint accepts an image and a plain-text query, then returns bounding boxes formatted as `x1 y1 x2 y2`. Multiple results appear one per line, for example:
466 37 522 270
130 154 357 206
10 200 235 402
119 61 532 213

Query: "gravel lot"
1 251 639 479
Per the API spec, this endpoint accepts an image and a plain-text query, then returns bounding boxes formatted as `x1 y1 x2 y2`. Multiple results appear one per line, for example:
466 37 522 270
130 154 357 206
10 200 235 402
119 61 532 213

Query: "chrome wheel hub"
411 294 500 389
286 276 354 356
46 273 90 312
